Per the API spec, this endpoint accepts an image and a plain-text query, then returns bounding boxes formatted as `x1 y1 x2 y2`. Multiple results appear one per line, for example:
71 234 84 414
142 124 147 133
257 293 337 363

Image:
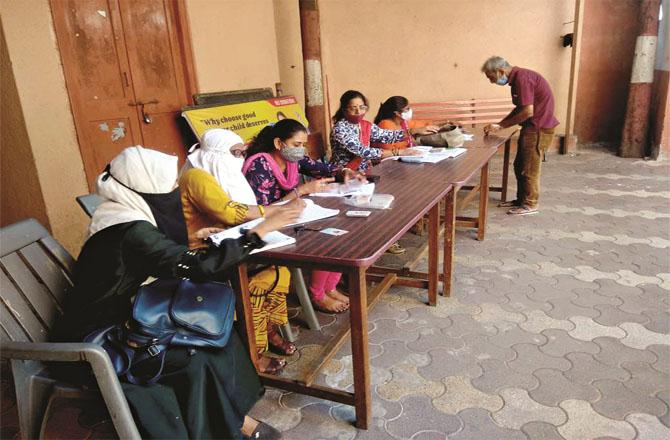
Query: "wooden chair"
0 218 141 439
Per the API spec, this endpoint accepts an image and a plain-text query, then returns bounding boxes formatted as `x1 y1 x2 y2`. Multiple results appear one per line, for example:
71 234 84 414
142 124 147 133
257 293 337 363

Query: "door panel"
119 0 189 159
86 117 139 174
52 0 144 183
51 0 194 188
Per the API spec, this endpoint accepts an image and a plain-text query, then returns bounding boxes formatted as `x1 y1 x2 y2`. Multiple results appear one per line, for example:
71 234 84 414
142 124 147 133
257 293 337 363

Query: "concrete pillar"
563 0 585 154
619 0 661 157
299 0 327 150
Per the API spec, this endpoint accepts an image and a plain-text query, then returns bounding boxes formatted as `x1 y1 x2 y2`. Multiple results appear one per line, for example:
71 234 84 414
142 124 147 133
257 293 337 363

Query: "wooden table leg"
477 162 489 241
501 138 511 202
442 190 456 297
349 267 371 429
235 264 259 370
428 202 439 306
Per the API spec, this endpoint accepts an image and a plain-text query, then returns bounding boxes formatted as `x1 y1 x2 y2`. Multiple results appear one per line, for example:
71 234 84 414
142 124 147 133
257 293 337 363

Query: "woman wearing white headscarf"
179 129 304 375
55 146 294 439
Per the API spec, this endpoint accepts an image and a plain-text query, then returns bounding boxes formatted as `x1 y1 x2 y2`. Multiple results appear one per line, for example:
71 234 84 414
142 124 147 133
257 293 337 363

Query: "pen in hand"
293 188 300 199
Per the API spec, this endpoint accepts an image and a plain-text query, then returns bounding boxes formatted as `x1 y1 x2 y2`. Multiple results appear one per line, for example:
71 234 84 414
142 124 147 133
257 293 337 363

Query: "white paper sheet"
207 218 295 254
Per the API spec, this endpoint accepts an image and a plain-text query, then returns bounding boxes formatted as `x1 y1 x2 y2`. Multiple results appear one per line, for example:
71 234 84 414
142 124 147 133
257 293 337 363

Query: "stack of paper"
207 218 295 254
398 147 467 163
311 181 375 198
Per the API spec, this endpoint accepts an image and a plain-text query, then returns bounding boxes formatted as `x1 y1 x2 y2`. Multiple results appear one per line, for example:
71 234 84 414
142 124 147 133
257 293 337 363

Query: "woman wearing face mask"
372 96 439 151
53 146 293 439
179 129 305 375
243 119 355 313
330 90 421 172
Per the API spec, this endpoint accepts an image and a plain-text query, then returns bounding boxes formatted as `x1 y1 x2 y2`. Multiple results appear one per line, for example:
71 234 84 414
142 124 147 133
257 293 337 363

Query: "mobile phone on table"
366 175 380 183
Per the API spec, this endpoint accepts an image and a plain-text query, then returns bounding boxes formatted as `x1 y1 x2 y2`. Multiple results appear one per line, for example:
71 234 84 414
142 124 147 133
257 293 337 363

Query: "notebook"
207 218 295 254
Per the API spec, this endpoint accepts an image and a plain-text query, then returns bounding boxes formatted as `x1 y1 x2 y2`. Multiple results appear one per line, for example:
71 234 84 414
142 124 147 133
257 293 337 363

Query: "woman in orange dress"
372 96 439 151
373 96 439 254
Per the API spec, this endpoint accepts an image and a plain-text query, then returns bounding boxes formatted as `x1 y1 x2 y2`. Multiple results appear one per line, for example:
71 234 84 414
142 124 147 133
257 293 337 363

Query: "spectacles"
346 105 368 112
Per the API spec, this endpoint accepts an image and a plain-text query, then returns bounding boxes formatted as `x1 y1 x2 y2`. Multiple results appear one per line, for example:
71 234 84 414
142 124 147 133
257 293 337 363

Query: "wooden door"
51 0 195 188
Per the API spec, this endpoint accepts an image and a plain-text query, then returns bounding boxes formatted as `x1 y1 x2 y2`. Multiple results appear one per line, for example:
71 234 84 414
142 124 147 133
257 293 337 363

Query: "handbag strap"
123 333 175 385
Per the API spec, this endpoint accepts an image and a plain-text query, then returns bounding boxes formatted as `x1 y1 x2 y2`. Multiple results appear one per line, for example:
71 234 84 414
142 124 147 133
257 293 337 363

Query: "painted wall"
1 0 286 254
273 0 305 104
0 0 90 255
574 0 639 144
318 0 574 135
1 21 49 230
185 0 281 93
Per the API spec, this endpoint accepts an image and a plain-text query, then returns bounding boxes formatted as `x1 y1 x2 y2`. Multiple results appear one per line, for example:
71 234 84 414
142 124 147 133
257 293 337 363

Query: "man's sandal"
498 199 521 208
507 206 538 216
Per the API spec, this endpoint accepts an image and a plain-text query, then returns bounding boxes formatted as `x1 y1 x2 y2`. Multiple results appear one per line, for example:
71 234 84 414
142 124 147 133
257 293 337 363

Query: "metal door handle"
127 100 159 124
140 103 152 124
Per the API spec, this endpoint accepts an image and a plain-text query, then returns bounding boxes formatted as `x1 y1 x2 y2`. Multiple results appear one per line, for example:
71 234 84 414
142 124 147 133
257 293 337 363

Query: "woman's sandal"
326 289 349 305
268 330 297 356
312 295 348 314
243 421 283 439
258 355 285 375
386 242 406 255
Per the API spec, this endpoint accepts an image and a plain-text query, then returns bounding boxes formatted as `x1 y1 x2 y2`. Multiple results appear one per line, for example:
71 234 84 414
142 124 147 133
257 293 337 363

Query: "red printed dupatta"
345 120 372 171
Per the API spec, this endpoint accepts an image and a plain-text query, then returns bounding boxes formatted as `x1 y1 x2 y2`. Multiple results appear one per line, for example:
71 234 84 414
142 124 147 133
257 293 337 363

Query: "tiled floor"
2 146 669 439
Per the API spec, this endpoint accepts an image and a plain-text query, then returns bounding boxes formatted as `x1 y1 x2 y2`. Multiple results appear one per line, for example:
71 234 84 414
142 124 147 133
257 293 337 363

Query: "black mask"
102 165 188 245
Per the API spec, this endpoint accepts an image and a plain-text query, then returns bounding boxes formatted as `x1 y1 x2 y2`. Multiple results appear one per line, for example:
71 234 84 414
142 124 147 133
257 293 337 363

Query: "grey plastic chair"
76 194 104 218
0 218 141 439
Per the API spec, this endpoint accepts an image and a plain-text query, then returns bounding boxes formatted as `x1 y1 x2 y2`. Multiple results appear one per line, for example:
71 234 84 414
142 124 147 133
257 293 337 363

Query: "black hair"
246 119 308 157
333 90 369 123
373 96 409 124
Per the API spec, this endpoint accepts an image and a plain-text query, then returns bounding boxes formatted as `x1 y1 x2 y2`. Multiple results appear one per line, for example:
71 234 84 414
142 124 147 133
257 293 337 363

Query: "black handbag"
85 278 235 384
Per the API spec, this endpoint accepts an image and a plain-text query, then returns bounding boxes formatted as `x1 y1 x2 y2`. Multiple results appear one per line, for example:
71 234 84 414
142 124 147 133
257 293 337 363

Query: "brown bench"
412 98 516 202
412 97 514 127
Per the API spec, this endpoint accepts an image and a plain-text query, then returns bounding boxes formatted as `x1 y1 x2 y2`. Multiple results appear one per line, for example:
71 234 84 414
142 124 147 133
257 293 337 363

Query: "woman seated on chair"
54 146 293 439
179 128 305 375
370 95 440 255
330 90 421 173
243 119 363 313
372 95 439 151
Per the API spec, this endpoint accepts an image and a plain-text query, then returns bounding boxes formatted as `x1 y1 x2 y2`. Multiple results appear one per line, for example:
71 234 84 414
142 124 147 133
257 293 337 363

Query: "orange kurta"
373 119 426 150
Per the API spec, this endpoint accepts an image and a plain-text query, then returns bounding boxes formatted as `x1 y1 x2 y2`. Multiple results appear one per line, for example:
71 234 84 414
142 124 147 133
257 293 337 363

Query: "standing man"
482 56 559 216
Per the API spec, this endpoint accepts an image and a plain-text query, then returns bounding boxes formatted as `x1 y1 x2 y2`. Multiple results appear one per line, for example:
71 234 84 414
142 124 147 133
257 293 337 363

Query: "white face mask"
400 108 413 121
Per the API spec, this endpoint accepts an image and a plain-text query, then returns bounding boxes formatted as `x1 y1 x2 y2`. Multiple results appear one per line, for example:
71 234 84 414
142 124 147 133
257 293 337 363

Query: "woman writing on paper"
330 90 421 173
54 146 292 439
244 119 359 313
179 129 304 375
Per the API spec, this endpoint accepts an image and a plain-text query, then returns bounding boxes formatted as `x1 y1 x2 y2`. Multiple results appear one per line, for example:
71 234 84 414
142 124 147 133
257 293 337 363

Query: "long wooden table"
234 130 515 428
235 167 453 429
461 127 518 202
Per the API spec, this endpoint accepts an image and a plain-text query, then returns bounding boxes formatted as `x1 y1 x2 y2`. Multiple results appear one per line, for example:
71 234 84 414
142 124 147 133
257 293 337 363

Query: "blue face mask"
496 75 508 86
